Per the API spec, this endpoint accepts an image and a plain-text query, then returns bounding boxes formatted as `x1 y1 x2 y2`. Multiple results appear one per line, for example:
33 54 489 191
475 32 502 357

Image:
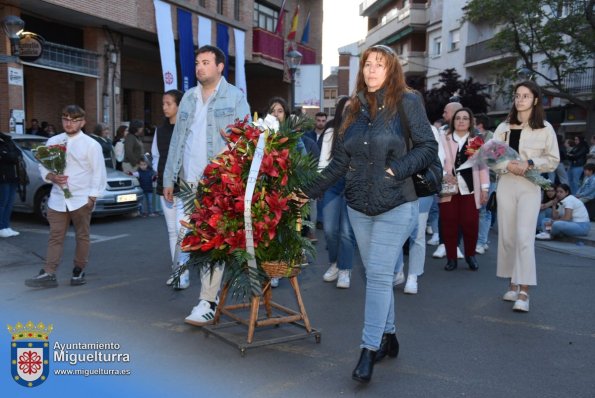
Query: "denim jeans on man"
568 166 583 194
0 183 17 229
348 201 418 351
322 179 356 270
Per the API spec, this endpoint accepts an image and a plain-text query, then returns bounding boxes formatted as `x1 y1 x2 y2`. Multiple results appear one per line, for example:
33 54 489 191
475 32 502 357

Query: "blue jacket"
577 175 595 201
305 91 437 216
163 77 250 187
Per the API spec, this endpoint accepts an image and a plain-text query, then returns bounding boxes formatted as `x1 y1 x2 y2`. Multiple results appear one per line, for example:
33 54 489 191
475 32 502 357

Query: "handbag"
440 180 459 197
398 101 442 197
486 191 497 212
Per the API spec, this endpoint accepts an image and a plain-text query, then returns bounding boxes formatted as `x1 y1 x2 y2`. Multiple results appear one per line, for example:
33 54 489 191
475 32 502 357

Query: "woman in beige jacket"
493 81 559 312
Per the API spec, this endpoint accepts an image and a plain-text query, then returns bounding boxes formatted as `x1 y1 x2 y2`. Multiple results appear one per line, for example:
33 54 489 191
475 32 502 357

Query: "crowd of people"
4 43 594 385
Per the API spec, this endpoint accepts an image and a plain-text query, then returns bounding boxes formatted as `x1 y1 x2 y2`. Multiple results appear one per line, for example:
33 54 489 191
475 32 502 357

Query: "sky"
322 0 367 78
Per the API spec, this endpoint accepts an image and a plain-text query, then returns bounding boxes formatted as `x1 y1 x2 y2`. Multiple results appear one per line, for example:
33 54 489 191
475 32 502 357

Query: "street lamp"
2 15 25 57
517 67 534 81
286 48 302 111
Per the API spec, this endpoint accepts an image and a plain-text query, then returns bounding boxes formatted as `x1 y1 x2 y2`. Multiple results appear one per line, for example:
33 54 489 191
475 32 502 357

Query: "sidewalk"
535 221 595 259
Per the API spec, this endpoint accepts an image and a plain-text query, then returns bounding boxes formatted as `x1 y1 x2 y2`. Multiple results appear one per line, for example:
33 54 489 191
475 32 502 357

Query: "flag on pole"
287 4 299 42
300 11 310 44
275 0 287 34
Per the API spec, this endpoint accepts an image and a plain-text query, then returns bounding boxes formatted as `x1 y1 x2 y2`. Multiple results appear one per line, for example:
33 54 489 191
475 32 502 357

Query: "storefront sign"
19 33 44 62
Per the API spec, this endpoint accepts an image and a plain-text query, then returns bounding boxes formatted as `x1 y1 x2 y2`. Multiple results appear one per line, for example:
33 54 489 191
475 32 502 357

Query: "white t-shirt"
560 195 590 223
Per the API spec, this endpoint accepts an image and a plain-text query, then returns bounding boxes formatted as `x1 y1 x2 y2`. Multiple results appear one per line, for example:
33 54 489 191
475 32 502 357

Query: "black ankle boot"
375 333 399 362
444 259 457 271
466 256 479 271
352 348 376 383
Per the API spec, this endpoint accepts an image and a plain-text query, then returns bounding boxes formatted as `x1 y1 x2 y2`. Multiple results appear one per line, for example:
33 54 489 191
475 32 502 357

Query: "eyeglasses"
513 94 534 101
61 117 84 124
370 44 396 56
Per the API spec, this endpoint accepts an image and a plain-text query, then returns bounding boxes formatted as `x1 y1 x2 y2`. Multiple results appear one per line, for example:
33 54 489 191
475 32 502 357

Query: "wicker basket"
260 260 302 278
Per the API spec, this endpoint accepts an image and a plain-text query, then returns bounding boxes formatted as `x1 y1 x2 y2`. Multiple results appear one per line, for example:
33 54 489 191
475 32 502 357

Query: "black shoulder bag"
397 101 443 197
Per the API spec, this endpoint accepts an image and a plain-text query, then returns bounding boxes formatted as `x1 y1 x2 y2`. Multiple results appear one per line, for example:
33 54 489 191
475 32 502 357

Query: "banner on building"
177 8 196 92
295 64 322 110
154 0 178 91
216 23 229 79
198 15 212 47
233 28 247 95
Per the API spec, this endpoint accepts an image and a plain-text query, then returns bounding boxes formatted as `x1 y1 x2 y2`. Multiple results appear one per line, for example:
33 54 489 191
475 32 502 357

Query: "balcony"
400 51 426 74
359 0 392 17
23 41 100 77
252 28 316 67
562 67 595 95
362 4 427 48
465 38 514 67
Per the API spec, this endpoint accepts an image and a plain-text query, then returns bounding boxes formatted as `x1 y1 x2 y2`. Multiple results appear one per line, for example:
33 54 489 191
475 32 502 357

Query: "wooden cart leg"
247 295 261 344
289 276 312 332
213 283 230 324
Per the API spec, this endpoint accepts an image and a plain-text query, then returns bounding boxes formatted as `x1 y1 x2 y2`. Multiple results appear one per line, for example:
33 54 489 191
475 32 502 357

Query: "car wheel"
34 187 51 223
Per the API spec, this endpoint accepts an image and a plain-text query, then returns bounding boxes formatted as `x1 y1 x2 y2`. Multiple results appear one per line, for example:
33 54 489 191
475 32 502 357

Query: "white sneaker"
512 292 530 312
502 289 519 302
457 247 464 259
427 235 439 246
536 232 551 240
393 271 405 286
426 226 433 235
432 244 446 258
6 228 19 236
475 244 485 254
184 300 216 326
336 270 351 289
404 275 418 294
0 228 13 238
270 277 279 288
323 263 339 282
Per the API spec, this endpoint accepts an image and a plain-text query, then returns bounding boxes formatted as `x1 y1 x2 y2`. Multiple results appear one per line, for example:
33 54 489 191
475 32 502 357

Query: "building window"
253 2 279 32
216 0 223 15
449 29 460 51
432 37 441 57
234 0 240 21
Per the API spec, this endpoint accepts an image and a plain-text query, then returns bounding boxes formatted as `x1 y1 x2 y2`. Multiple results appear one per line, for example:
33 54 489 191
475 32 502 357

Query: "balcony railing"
562 67 595 94
465 38 509 65
252 28 316 66
25 41 100 77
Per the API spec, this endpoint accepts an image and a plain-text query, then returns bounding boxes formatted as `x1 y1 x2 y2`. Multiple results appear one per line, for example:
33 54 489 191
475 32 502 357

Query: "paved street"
1 212 594 398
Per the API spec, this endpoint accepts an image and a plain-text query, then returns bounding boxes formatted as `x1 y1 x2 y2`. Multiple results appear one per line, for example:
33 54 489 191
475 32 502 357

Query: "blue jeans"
348 201 418 351
477 182 497 246
547 163 569 186
0 183 17 229
141 191 154 214
427 195 439 233
537 208 553 232
551 220 590 237
395 196 432 276
568 166 583 194
322 182 356 270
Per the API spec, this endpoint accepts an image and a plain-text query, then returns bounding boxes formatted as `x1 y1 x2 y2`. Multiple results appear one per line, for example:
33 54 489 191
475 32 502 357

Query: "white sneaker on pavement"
536 232 551 240
336 270 351 289
0 228 13 238
475 244 485 255
404 275 418 294
432 244 446 258
426 226 433 235
6 228 19 236
323 263 339 282
427 234 439 246
184 300 216 326
393 271 405 286
457 247 464 259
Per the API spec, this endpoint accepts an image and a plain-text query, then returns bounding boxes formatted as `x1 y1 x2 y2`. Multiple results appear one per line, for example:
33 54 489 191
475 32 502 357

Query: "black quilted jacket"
305 91 437 216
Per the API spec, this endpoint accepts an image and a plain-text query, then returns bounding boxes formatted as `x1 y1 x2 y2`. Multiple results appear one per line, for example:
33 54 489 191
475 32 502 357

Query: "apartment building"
0 0 322 135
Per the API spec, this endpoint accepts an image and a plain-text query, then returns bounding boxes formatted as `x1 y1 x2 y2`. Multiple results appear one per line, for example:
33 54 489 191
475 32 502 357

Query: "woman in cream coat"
493 80 559 312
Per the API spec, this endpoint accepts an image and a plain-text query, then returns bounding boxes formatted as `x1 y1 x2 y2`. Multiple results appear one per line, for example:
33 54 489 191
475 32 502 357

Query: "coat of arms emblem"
7 321 53 387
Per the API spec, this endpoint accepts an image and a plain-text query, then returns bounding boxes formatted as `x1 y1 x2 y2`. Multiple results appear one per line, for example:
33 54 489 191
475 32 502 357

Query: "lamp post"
2 15 25 58
286 48 302 112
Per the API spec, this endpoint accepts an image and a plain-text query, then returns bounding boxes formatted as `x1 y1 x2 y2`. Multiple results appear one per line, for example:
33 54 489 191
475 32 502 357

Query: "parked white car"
11 135 143 222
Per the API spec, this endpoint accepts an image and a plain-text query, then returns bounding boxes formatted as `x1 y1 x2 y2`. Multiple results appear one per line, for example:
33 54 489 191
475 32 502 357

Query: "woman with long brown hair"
304 45 437 383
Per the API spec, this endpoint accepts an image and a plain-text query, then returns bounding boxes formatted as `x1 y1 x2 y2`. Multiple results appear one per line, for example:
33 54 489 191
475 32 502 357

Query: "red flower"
465 136 485 157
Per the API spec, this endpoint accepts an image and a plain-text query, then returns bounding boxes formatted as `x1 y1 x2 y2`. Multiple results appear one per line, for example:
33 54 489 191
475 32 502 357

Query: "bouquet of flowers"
457 139 552 189
177 115 318 297
33 144 73 198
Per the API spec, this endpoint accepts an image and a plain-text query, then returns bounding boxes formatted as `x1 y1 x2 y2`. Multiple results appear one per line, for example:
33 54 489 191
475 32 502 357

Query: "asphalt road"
1 212 594 398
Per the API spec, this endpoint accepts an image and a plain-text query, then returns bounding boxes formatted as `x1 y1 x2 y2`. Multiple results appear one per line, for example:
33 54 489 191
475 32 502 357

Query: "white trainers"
336 270 351 289
270 277 279 288
512 292 530 312
536 232 552 240
426 226 433 235
432 244 446 258
427 235 439 246
184 300 216 326
502 289 519 302
323 263 339 282
457 247 464 259
475 244 486 255
404 275 418 294
0 228 17 238
393 271 405 286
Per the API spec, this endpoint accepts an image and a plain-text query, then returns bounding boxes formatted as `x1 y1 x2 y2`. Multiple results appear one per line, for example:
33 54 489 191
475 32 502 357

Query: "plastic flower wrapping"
177 115 318 297
33 144 73 198
457 139 552 189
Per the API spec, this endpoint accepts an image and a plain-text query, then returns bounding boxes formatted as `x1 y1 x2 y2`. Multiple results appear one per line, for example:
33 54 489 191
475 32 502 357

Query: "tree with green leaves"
465 0 595 132
423 68 491 123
